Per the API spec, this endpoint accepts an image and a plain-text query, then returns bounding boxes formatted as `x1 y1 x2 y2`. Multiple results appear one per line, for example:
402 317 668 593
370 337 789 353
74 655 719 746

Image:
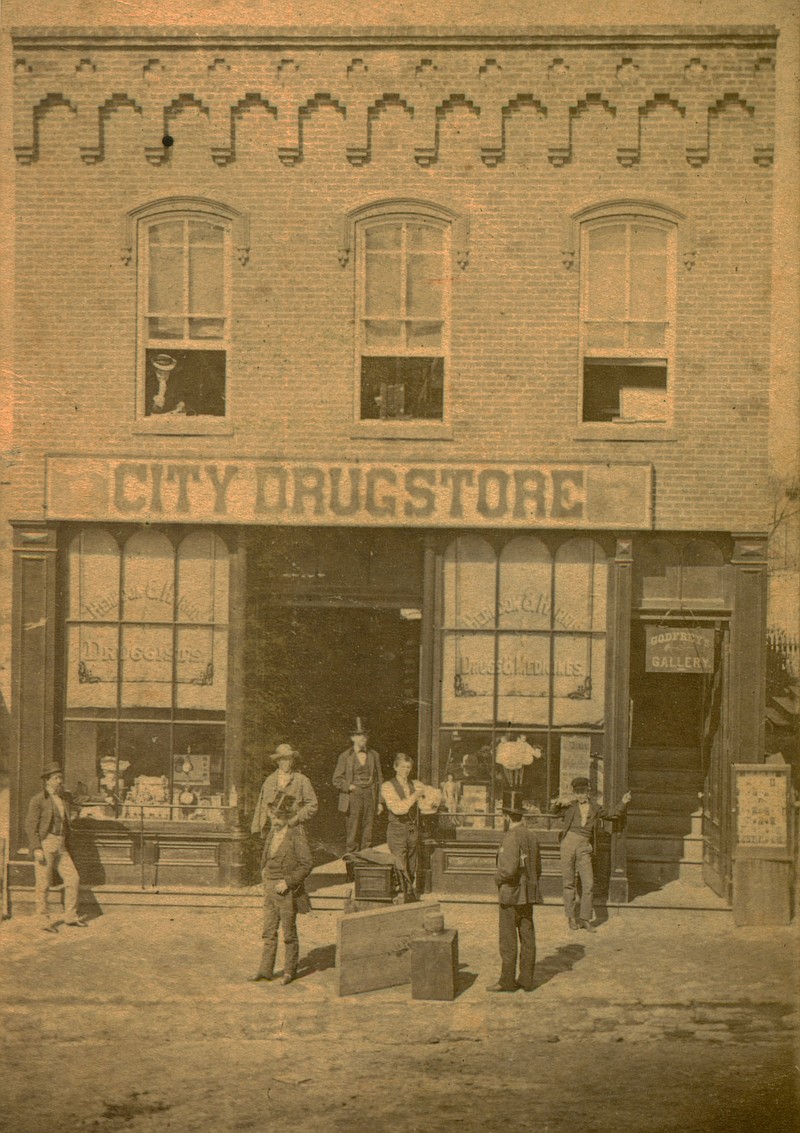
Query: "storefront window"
64 527 230 824
439 535 607 823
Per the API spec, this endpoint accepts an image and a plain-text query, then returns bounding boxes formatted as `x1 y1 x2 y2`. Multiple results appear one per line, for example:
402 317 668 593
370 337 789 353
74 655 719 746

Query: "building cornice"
11 25 780 51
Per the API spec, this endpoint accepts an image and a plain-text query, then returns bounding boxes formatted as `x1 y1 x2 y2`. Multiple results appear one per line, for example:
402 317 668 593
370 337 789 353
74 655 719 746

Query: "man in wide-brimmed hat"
249 792 314 986
551 776 632 932
251 743 318 840
25 762 86 932
332 718 383 859
489 791 542 993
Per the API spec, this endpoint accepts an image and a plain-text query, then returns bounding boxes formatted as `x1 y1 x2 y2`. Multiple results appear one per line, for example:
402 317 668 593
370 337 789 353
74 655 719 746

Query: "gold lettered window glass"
553 538 608 632
497 537 552 631
122 530 174 623
442 535 496 629
552 635 606 727
441 632 495 724
67 531 121 709
496 634 550 725
120 531 174 708
175 532 229 711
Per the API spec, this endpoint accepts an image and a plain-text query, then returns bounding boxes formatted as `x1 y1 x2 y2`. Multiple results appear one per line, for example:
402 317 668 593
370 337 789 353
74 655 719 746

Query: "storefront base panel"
431 837 596 899
7 830 249 893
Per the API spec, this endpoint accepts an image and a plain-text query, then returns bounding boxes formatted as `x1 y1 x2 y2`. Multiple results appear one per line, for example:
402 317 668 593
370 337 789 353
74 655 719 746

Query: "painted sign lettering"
46 457 653 530
645 627 715 674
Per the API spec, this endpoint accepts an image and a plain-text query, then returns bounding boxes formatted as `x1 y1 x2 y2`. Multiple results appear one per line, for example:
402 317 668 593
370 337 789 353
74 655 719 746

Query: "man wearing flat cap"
489 792 542 993
26 762 86 932
251 743 318 842
250 793 314 985
332 718 383 859
552 776 631 932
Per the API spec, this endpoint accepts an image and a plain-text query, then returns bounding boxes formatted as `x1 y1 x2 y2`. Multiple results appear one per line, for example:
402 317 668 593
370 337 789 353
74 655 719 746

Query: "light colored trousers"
34 833 80 921
560 830 595 922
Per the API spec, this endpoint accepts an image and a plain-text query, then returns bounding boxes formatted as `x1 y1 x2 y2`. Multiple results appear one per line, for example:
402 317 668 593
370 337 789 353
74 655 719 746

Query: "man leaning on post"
552 776 631 932
26 762 87 933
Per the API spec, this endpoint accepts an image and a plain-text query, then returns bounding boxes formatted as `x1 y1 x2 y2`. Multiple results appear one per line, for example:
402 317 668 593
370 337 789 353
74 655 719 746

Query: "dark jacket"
495 822 542 906
261 823 314 888
332 748 383 814
26 790 74 852
556 798 628 843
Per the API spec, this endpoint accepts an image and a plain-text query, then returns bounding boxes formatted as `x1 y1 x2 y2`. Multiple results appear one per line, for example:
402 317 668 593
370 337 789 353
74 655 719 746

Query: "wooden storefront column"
417 536 438 895
224 529 248 886
417 535 437 783
9 522 59 857
606 535 634 904
729 534 768 764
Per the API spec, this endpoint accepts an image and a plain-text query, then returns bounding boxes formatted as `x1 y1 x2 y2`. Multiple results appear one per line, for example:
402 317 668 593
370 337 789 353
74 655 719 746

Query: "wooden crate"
336 900 442 996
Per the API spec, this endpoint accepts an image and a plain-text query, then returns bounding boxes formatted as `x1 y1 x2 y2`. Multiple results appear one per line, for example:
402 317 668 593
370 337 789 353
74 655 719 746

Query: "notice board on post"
732 764 791 856
731 764 792 926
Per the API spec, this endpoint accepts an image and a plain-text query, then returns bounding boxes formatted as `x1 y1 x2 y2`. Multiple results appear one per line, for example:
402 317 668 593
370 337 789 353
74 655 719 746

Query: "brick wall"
10 30 777 532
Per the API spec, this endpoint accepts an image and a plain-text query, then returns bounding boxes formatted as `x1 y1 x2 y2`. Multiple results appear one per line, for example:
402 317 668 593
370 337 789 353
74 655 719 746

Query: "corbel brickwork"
12 29 777 170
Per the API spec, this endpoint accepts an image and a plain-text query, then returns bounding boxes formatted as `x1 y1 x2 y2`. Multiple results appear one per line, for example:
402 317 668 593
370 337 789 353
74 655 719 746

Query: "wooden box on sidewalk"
410 928 459 1001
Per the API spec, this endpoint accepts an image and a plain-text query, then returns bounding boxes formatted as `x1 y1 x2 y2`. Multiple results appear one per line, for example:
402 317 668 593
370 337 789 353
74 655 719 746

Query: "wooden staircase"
626 747 705 890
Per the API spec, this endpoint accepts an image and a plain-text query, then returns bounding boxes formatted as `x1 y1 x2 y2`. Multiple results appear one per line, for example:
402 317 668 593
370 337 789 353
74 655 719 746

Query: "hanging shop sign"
46 456 653 529
645 627 715 673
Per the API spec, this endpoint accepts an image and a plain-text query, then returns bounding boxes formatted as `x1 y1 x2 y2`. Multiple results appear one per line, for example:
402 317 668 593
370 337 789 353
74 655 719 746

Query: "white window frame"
348 199 462 436
579 213 677 426
129 198 245 435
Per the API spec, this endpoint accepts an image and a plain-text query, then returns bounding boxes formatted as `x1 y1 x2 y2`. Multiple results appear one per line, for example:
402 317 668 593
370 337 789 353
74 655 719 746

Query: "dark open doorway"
247 604 421 859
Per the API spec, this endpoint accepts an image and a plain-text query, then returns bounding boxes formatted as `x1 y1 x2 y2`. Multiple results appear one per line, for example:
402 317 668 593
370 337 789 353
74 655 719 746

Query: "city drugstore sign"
46 456 653 529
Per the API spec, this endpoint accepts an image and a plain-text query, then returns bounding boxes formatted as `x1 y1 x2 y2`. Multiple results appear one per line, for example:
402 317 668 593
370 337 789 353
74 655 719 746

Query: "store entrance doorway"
626 624 709 893
251 605 421 858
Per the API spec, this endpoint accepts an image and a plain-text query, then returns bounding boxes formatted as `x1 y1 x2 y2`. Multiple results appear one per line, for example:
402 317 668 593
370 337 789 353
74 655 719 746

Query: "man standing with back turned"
490 792 541 993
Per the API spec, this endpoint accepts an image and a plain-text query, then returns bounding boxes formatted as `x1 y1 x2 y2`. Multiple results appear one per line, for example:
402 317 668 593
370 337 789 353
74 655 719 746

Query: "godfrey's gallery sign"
645 627 715 674
46 457 653 529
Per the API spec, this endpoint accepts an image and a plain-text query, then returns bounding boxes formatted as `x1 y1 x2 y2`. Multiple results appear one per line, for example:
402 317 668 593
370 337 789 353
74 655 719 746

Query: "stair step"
630 790 704 812
629 747 702 770
629 860 706 887
628 833 704 862
627 811 703 837
629 768 704 792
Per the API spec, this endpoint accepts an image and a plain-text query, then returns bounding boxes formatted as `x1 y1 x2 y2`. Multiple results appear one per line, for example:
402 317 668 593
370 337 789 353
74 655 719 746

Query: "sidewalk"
1 900 797 1133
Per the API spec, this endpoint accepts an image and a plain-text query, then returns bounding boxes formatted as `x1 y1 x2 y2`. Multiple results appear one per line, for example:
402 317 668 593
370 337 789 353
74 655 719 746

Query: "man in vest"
490 792 542 993
332 719 383 861
553 776 632 932
26 761 86 932
380 753 424 893
249 793 314 986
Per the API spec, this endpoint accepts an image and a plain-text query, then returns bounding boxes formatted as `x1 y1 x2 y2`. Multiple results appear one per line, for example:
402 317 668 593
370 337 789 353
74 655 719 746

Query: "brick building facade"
5 24 779 900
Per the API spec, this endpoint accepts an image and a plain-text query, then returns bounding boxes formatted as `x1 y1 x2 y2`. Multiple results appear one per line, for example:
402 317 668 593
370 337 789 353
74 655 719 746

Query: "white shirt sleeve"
380 780 417 816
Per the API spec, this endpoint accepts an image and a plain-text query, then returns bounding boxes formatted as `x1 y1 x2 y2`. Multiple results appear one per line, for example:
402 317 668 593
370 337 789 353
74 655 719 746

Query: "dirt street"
1 903 797 1133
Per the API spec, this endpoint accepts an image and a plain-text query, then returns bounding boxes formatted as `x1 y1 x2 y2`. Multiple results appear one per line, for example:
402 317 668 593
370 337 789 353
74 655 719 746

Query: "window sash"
581 219 675 358
139 216 231 417
358 220 450 359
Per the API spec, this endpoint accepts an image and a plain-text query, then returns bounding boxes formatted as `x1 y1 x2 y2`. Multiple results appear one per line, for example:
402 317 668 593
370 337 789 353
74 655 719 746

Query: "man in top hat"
25 762 86 932
490 791 542 993
332 719 383 858
249 793 314 985
552 777 632 932
251 743 318 842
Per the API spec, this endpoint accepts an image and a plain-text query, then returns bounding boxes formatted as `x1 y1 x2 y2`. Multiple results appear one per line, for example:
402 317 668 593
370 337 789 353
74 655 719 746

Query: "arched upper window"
128 198 247 430
574 200 682 425
351 200 459 423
